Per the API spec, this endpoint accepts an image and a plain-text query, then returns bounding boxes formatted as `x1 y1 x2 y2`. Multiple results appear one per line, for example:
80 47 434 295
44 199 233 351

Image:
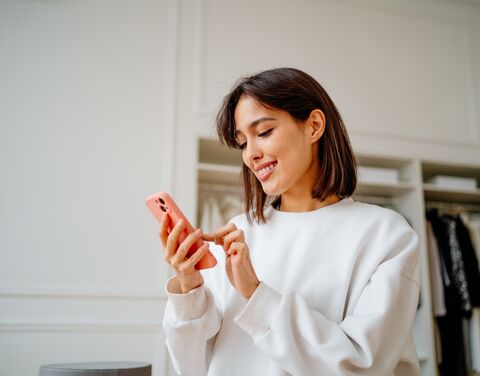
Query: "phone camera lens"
160 206 167 212
159 198 165 205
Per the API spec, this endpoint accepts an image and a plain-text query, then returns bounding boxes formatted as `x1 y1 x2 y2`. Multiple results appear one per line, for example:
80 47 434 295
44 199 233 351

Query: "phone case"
145 191 217 270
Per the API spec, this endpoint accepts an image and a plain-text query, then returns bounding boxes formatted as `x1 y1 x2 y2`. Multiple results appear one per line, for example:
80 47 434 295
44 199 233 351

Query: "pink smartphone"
145 191 217 270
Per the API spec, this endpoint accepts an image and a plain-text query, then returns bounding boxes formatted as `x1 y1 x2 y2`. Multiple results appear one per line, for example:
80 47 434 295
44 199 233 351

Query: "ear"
306 109 326 143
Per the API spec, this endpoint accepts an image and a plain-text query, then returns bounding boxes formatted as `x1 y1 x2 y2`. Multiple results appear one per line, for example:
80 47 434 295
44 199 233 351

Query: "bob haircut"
216 67 357 224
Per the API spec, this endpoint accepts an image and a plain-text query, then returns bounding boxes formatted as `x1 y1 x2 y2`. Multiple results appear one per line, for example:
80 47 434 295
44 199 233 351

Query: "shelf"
198 162 416 198
357 154 413 170
198 162 241 186
423 183 480 204
355 181 416 197
422 161 480 182
422 160 480 205
198 138 242 166
198 162 241 174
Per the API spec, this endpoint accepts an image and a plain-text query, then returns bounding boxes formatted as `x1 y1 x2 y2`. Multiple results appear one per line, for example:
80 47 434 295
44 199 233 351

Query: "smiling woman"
217 68 357 222
160 68 421 376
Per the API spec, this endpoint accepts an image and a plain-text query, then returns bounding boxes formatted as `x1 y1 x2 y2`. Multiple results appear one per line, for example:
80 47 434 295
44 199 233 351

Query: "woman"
160 68 420 375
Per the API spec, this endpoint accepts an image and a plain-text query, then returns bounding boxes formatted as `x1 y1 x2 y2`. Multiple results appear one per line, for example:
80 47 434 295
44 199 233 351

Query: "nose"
243 140 262 166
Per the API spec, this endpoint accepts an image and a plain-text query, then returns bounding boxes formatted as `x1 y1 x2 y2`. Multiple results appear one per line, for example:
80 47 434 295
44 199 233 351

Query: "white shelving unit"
196 137 480 376
423 184 480 204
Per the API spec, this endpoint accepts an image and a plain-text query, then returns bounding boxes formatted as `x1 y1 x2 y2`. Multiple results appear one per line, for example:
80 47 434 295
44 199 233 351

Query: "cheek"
241 152 249 167
283 143 313 172
242 153 255 173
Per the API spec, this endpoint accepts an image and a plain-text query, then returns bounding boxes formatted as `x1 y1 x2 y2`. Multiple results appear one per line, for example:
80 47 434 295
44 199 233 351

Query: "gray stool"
39 362 151 376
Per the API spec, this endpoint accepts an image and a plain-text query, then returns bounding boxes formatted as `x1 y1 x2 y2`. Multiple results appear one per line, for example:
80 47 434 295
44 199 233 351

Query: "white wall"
0 0 176 374
173 0 480 223
1 0 480 375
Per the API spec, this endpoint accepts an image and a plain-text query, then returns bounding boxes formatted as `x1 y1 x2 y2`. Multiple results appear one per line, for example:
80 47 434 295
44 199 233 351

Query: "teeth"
259 163 276 175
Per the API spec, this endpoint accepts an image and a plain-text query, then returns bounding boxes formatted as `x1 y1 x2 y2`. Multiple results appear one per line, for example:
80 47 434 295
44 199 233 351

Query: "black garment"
455 216 480 307
442 216 472 314
427 209 467 376
437 314 468 376
427 210 473 317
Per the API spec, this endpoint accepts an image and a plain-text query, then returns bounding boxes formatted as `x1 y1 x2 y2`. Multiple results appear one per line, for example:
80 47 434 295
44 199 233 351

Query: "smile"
258 162 277 181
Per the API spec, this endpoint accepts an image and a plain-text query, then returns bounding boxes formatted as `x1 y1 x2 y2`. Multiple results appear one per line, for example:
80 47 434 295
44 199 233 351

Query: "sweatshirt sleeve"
162 277 222 376
234 225 421 376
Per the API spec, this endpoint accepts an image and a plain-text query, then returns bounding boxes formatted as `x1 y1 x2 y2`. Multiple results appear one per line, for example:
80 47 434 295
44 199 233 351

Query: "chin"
260 184 283 197
260 186 274 196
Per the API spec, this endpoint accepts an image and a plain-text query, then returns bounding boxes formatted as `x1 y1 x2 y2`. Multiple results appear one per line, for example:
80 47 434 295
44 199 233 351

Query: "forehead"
234 96 276 135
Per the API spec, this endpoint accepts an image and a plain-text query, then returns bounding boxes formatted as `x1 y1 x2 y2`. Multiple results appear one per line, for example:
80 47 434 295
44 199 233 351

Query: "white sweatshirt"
162 198 421 376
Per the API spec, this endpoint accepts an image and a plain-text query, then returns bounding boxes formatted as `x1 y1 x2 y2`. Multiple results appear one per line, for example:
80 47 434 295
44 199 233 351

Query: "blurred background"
1 0 480 375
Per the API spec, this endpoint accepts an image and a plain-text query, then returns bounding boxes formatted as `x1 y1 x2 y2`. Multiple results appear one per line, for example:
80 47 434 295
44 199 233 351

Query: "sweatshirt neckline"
267 197 354 220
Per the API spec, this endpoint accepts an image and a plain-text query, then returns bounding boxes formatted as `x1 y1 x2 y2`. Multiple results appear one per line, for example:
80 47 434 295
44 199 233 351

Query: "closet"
423 165 480 376
196 137 480 376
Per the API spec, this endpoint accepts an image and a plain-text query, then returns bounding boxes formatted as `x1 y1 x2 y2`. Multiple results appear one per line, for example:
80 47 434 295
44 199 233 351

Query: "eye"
235 138 246 150
259 129 273 137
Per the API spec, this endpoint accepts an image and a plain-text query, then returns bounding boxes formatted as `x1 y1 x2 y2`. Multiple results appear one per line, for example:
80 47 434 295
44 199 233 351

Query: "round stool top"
39 361 151 376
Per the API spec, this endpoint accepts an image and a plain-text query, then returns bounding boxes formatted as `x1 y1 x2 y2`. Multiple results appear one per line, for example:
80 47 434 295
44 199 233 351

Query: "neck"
278 193 341 212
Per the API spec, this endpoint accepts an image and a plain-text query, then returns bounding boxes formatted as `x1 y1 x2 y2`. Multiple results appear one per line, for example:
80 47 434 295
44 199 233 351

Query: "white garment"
163 198 421 376
219 194 242 224
471 309 480 373
199 193 242 233
426 221 446 316
463 213 480 267
200 194 224 233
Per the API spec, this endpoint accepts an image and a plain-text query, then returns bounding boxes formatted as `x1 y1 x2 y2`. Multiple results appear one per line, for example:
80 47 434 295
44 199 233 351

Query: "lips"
255 161 277 172
256 162 277 181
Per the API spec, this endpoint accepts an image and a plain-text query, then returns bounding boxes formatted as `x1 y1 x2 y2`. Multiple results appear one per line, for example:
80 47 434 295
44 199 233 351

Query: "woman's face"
234 95 323 198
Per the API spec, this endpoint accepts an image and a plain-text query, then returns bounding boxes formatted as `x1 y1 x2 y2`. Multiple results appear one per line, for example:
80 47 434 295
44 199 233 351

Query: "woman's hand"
159 214 210 294
203 223 260 299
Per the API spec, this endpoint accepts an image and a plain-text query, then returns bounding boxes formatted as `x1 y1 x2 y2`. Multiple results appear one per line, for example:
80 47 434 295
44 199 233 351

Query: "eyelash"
238 129 273 150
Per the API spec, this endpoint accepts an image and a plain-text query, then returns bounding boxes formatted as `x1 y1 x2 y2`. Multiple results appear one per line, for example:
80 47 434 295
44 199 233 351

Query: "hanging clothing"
442 216 472 315
471 310 480 374
199 192 242 233
463 214 480 263
426 221 446 316
454 217 480 307
426 220 446 365
427 209 468 376
200 194 225 233
218 194 243 224
462 213 480 373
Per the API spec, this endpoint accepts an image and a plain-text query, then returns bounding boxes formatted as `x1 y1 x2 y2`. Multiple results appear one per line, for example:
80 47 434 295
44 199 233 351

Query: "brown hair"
216 67 357 224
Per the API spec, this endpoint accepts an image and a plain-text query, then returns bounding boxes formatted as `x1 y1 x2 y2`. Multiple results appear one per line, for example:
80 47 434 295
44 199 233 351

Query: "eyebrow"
234 117 276 137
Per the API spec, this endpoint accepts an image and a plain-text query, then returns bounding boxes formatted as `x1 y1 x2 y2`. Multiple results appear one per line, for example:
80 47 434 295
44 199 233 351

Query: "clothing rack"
425 200 480 213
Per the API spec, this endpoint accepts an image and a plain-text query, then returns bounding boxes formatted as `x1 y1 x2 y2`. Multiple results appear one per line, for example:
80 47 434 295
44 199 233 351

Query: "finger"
158 213 170 248
222 229 244 251
183 242 210 270
203 223 237 244
227 241 248 256
174 228 203 262
201 233 216 242
165 219 186 259
202 222 237 241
